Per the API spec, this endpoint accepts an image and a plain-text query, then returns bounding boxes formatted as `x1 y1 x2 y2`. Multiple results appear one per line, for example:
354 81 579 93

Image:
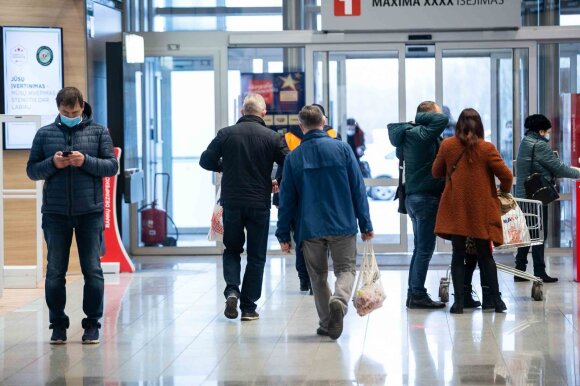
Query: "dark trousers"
451 236 500 302
406 193 440 296
222 206 270 313
293 230 309 283
515 205 549 276
42 212 105 328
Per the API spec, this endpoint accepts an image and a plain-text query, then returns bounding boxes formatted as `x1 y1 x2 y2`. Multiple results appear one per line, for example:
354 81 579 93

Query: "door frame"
129 46 228 256
306 43 408 253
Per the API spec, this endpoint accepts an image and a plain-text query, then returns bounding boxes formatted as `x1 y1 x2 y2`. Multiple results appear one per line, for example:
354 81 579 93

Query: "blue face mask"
60 115 82 127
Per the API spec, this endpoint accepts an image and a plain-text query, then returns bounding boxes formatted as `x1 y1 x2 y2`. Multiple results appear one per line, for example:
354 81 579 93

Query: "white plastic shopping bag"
352 241 386 316
501 204 531 248
208 186 224 242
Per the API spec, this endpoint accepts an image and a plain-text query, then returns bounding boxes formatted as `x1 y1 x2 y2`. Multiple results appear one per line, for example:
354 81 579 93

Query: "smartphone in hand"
62 151 72 157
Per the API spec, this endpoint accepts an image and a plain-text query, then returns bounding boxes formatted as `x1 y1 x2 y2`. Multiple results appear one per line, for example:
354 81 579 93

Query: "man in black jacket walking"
27 87 119 344
200 93 287 321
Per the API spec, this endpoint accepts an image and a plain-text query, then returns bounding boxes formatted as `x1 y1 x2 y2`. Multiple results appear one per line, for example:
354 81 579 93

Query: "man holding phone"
27 87 118 344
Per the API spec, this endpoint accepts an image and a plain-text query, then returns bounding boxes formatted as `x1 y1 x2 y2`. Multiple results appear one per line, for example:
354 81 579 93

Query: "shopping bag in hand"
352 241 386 316
501 204 530 248
208 186 224 242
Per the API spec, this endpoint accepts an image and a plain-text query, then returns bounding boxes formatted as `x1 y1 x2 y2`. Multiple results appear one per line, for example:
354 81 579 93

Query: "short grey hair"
242 93 267 115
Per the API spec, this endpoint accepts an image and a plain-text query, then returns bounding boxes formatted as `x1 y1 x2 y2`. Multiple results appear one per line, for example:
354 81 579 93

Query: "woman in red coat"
432 108 513 314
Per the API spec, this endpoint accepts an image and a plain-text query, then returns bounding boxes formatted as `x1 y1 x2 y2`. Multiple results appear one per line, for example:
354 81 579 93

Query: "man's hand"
68 151 85 167
280 242 291 253
272 180 280 193
361 231 374 241
53 151 72 169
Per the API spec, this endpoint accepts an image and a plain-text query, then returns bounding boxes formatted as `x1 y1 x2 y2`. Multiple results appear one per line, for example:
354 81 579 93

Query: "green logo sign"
36 46 53 66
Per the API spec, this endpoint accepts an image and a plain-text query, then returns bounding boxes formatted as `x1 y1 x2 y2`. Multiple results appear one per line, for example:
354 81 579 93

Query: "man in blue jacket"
276 105 374 340
27 87 119 344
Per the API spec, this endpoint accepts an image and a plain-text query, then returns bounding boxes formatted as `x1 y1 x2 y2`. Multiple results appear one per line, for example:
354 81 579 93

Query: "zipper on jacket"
66 129 73 216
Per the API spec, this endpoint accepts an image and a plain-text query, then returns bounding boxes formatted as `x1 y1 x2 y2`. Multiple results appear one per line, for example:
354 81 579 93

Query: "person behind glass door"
200 93 288 321
346 118 370 178
514 114 580 283
276 106 374 340
272 103 340 294
26 87 119 344
432 108 513 314
388 101 448 309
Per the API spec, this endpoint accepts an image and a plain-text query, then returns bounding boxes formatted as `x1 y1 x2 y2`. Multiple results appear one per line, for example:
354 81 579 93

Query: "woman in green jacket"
515 114 580 282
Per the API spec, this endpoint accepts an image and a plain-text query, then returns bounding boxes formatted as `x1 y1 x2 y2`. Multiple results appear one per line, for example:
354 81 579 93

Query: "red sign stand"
101 148 134 273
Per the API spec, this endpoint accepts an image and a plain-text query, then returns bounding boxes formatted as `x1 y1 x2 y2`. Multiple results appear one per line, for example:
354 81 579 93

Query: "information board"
1 27 63 149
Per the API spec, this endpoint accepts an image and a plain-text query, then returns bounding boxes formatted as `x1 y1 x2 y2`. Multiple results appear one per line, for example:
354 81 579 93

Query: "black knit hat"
524 114 552 132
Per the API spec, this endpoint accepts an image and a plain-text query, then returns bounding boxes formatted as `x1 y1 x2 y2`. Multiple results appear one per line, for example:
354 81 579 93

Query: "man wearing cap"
514 114 580 283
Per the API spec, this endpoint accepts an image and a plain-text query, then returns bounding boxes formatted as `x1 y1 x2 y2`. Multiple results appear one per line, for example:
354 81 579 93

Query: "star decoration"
279 74 299 91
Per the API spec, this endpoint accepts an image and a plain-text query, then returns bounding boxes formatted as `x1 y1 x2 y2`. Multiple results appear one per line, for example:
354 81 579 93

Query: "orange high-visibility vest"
285 127 338 151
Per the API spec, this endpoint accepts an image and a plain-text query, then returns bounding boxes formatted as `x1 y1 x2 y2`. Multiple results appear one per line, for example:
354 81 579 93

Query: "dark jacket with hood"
388 112 449 196
26 103 119 216
515 130 580 198
200 115 288 209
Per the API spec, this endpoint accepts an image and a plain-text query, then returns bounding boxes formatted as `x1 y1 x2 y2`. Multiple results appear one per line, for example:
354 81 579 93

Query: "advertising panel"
1 27 63 149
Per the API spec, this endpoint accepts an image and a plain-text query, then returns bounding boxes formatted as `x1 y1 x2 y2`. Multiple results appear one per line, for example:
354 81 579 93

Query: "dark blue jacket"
26 103 119 215
276 130 373 244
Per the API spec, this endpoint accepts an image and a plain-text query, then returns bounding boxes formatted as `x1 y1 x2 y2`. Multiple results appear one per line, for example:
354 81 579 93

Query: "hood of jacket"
387 121 414 148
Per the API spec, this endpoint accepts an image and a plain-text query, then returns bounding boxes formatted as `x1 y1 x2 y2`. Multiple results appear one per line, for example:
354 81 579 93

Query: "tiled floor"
0 254 578 385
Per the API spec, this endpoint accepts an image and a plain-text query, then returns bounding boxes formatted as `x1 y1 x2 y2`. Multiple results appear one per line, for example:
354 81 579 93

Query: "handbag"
524 143 559 205
395 154 407 214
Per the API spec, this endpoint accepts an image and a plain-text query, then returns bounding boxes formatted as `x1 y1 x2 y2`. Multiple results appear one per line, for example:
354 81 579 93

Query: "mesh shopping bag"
208 186 224 242
352 241 386 316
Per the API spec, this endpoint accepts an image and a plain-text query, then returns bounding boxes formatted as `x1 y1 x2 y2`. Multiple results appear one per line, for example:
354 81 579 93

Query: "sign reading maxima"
321 0 521 31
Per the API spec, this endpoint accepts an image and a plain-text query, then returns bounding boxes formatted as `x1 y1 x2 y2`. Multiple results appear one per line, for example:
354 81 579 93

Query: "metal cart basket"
439 198 545 303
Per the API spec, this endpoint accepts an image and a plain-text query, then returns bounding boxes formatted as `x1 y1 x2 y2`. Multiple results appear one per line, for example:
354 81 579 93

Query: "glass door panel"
312 48 405 252
140 55 219 250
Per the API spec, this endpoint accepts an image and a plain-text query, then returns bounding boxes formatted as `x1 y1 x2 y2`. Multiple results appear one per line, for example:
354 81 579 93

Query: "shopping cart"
439 198 545 303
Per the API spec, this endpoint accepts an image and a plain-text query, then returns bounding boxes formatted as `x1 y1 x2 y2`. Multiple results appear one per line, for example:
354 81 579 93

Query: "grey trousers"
301 234 357 329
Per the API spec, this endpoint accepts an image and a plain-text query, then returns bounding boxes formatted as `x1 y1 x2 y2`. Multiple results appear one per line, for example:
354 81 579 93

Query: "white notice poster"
2 27 63 149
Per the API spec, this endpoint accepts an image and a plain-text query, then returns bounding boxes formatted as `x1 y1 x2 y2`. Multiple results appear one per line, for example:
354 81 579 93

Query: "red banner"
101 148 134 273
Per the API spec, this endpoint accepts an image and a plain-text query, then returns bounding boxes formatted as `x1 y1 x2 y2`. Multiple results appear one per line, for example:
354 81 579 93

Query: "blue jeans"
222 206 270 313
42 212 105 328
406 193 440 296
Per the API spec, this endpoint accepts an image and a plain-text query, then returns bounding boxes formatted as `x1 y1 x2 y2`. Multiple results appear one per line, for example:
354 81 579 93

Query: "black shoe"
514 276 530 282
241 311 260 321
309 287 313 296
316 327 329 336
82 326 100 344
224 296 239 319
300 279 310 292
449 302 463 314
463 287 481 308
538 274 558 283
481 286 494 311
494 293 507 313
81 319 101 344
408 294 446 309
328 301 344 340
50 327 67 345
